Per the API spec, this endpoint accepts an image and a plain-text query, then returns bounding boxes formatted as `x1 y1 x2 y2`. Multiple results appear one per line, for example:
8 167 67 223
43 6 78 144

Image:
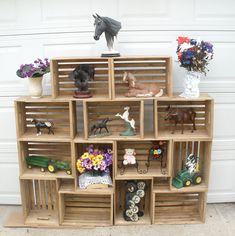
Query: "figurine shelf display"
26 156 72 175
93 13 121 57
30 118 54 136
116 107 136 136
123 72 163 98
172 154 202 189
70 64 95 98
123 181 146 222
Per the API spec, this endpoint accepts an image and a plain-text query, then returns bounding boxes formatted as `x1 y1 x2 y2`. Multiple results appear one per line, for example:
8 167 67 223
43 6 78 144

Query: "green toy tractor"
172 154 202 189
26 156 72 175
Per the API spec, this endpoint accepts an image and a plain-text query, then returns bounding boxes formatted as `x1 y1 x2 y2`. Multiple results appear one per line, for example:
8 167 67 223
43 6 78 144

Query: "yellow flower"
96 154 104 161
92 159 100 166
81 152 89 160
77 166 85 173
76 159 82 168
89 154 95 160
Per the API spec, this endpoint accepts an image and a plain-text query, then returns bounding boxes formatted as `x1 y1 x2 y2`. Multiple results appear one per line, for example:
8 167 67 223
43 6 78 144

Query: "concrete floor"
0 203 234 236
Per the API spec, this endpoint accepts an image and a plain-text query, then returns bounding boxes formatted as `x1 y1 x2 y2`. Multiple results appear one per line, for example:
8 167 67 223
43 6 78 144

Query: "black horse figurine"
30 119 54 136
70 64 95 98
93 13 121 57
90 118 111 135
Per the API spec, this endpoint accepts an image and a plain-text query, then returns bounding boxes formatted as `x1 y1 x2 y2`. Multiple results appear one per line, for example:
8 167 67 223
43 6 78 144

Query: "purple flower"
190 39 197 45
100 161 107 171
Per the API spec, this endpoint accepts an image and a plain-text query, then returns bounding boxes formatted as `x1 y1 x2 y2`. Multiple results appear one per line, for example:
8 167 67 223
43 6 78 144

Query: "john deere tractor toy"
172 154 202 189
26 156 72 175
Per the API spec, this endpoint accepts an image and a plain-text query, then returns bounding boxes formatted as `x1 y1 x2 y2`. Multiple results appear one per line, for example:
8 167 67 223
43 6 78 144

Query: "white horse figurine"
115 106 135 130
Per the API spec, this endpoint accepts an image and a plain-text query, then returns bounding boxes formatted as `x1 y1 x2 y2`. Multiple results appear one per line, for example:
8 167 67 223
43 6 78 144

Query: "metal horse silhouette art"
93 13 121 57
90 118 112 136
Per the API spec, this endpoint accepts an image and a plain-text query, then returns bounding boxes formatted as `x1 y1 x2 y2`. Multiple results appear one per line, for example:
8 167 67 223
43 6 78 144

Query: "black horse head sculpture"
70 64 95 98
93 13 121 56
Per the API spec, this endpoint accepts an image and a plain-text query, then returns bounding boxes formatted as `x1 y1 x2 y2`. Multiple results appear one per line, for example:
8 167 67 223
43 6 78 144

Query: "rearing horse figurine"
93 13 121 57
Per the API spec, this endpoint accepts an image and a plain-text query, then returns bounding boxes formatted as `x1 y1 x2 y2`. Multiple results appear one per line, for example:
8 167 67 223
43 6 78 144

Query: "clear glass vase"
179 71 201 98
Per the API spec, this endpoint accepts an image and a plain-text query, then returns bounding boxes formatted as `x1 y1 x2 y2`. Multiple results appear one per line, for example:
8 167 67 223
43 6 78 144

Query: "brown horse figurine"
123 72 163 97
164 106 196 134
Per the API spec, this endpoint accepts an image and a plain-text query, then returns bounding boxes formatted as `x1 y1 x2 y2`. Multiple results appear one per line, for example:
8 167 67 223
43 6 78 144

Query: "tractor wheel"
66 169 72 175
183 179 192 187
193 173 202 185
48 164 56 173
40 167 45 172
27 165 32 169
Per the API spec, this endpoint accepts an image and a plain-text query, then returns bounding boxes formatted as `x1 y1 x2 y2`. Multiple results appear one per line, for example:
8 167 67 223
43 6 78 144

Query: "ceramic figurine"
123 148 136 165
90 118 112 137
30 118 54 136
115 107 136 136
93 13 121 57
123 181 146 222
164 105 196 134
70 64 95 98
123 72 164 97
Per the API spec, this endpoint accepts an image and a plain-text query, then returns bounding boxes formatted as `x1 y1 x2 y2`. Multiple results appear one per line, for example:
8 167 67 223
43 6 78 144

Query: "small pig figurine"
123 148 136 165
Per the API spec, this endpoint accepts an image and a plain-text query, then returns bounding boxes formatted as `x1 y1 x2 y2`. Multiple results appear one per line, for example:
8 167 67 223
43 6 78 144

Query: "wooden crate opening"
116 140 170 179
58 179 75 193
21 179 58 226
115 180 151 225
51 58 111 99
172 141 211 190
84 100 144 139
153 177 171 191
154 192 205 224
16 101 73 140
75 142 114 191
61 193 112 226
19 141 72 179
156 99 213 139
112 57 172 99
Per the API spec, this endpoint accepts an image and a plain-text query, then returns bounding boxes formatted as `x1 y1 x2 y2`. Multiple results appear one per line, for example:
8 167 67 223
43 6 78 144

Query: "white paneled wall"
0 0 235 204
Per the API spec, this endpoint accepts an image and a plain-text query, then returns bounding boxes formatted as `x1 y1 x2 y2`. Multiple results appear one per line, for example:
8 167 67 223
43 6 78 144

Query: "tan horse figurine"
123 72 163 97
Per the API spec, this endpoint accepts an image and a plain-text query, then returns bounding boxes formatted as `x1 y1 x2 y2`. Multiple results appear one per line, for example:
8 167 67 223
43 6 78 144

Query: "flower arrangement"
176 36 214 75
16 58 50 78
76 145 113 174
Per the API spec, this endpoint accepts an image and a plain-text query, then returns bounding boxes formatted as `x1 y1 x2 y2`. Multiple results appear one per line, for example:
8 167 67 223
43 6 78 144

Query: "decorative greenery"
76 145 113 174
176 36 214 75
16 58 50 78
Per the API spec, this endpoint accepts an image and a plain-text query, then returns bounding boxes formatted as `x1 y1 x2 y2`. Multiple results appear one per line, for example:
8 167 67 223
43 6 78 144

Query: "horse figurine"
30 119 54 136
116 107 136 136
70 64 95 98
123 72 164 97
90 118 112 136
164 106 196 134
93 13 121 57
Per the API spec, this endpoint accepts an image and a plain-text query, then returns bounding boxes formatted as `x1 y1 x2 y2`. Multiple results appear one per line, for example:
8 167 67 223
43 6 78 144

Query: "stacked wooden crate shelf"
15 56 213 227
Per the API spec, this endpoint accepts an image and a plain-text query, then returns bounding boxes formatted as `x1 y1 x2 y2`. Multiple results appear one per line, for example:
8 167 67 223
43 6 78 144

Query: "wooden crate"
171 140 212 191
20 179 59 226
74 141 115 192
153 192 206 224
83 100 144 139
18 141 73 179
115 140 171 179
155 95 213 139
114 180 152 225
15 100 76 140
112 56 172 99
153 177 171 192
59 193 113 226
51 57 111 99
